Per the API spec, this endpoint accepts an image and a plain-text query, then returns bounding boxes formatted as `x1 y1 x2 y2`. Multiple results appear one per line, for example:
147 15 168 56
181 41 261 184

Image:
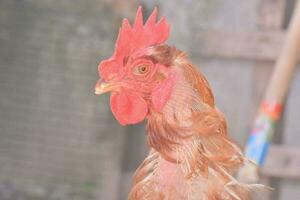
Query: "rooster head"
95 6 179 125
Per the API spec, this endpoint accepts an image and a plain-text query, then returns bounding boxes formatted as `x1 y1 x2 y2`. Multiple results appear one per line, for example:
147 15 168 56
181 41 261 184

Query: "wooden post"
252 0 286 200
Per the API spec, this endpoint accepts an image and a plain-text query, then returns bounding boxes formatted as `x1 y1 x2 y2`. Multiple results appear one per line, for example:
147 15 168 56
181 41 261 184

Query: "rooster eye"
133 64 150 75
138 65 148 73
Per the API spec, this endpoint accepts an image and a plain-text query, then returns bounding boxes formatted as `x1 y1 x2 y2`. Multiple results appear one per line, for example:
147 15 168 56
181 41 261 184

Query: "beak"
95 79 120 95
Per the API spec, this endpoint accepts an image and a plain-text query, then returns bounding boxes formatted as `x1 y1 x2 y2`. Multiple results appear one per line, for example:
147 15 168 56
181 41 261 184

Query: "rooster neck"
132 55 253 200
146 73 199 162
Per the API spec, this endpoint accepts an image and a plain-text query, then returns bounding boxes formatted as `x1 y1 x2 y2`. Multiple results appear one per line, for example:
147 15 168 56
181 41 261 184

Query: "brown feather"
129 45 259 200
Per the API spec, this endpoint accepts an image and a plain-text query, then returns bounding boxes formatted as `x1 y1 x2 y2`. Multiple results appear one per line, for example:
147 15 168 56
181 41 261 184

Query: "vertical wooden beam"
252 0 286 200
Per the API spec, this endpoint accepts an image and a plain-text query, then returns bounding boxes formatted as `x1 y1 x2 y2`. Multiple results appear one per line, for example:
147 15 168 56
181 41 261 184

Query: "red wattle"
110 91 148 125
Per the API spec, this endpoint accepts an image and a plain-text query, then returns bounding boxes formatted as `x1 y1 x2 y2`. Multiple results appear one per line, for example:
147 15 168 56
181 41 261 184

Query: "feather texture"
129 45 260 200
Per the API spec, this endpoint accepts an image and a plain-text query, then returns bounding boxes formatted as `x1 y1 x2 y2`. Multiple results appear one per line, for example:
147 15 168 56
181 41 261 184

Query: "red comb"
98 6 170 80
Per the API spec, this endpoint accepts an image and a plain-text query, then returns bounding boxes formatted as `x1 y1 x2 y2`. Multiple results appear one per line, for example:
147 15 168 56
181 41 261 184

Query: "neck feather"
146 57 216 161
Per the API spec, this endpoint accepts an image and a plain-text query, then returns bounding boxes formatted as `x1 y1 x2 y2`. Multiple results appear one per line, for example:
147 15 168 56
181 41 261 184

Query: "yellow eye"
139 65 148 73
135 65 149 75
131 59 154 78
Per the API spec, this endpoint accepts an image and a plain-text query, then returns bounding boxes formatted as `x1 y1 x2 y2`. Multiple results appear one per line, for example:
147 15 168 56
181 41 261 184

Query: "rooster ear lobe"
151 76 174 112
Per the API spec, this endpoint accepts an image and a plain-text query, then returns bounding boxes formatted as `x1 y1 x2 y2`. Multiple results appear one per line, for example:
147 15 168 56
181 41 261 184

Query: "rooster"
96 6 257 200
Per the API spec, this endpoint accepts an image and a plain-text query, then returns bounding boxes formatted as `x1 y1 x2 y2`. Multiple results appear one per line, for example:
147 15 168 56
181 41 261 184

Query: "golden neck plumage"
133 50 255 200
146 55 217 162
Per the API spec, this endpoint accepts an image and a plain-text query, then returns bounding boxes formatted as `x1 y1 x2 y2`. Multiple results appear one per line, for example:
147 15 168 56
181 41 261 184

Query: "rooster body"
96 7 253 200
129 46 247 200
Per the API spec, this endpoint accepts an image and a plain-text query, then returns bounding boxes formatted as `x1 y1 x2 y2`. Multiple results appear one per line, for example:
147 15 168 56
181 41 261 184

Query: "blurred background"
0 0 299 199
